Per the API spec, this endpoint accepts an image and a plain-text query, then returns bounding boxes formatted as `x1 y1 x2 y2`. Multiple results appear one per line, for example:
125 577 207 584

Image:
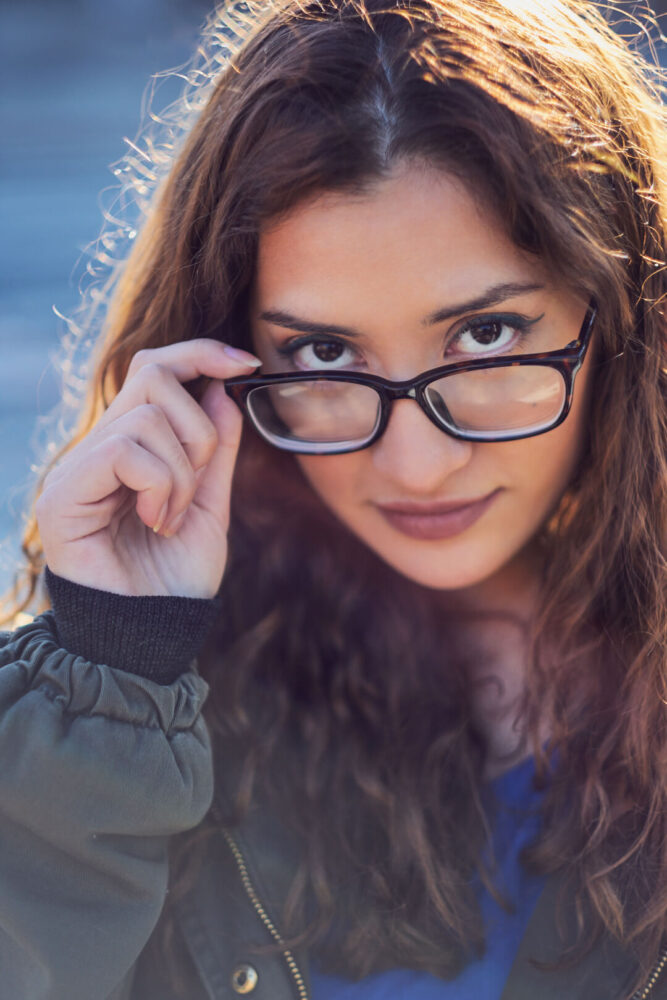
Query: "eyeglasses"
224 303 597 455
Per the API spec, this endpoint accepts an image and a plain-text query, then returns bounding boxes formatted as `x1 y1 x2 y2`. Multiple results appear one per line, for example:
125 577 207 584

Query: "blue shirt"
310 755 545 999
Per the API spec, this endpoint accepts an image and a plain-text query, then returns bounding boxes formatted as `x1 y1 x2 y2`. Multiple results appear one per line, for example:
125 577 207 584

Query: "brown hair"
3 0 666 993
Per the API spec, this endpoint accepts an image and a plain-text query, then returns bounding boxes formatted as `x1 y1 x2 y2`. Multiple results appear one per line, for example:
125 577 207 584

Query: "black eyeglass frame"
224 302 598 454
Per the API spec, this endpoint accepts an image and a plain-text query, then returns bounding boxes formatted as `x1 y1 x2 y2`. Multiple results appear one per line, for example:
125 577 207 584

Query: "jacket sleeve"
0 609 214 1000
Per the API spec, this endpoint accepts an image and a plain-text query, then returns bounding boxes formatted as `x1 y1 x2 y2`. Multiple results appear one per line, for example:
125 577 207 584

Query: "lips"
375 489 501 540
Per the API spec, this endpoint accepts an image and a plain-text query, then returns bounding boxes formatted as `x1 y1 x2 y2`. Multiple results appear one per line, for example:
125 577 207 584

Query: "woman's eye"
281 338 358 370
450 319 523 356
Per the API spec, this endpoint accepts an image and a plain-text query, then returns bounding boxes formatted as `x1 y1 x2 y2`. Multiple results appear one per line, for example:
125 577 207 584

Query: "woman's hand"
35 339 261 598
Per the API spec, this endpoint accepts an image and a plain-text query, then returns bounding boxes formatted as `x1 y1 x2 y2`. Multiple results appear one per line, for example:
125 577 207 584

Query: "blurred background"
0 0 213 591
0 0 665 593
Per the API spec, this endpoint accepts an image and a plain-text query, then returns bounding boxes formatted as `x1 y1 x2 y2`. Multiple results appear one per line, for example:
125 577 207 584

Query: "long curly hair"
2 0 666 993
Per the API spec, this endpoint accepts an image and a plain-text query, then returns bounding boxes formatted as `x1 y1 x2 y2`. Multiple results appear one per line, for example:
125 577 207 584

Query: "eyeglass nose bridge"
378 383 431 423
376 381 457 440
385 385 418 400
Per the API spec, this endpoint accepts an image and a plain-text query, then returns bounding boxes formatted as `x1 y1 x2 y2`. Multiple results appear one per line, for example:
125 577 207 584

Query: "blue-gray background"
0 0 664 593
0 0 213 591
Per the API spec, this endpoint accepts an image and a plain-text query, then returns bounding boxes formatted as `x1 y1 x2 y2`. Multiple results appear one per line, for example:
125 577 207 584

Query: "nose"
370 397 473 491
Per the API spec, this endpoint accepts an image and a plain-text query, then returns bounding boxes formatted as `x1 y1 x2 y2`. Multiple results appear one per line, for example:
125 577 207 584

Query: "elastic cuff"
45 566 220 684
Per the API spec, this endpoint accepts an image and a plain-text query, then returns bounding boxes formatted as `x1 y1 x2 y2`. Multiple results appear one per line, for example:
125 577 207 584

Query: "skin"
251 161 595 774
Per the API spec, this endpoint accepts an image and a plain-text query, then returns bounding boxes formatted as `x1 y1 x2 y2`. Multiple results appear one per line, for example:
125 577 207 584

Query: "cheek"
501 399 590 509
500 346 595 503
297 453 364 510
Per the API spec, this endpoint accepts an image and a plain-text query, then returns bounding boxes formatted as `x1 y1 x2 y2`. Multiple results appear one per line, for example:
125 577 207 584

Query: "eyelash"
274 313 540 368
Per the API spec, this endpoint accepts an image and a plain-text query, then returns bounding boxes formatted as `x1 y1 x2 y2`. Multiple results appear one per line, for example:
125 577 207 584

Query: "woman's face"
250 162 594 593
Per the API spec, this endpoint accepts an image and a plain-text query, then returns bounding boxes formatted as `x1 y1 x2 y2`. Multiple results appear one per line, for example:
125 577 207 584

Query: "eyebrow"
259 281 545 339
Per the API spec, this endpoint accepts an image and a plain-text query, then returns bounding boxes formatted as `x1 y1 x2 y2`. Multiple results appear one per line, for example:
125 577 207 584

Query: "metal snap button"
231 962 259 994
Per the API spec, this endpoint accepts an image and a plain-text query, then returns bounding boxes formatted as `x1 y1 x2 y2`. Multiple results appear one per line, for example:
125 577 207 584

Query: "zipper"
217 811 667 1000
634 948 667 999
220 825 310 1000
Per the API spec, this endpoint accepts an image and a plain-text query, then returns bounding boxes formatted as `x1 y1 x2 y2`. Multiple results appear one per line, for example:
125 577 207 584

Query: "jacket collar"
501 872 666 1000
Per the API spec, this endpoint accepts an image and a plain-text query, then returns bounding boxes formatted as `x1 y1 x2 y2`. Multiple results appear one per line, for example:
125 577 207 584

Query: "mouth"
374 489 502 540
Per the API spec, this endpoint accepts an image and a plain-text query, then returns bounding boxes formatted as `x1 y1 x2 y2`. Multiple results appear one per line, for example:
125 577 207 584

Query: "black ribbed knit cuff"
45 566 220 684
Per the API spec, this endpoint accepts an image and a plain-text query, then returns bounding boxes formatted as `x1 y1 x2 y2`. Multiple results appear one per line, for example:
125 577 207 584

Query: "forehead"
253 163 545 323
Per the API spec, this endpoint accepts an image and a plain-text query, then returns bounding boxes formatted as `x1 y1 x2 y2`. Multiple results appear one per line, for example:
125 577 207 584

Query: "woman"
0 0 665 997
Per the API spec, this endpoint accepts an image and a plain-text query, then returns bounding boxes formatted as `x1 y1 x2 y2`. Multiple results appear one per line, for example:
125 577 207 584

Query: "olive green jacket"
0 613 665 1000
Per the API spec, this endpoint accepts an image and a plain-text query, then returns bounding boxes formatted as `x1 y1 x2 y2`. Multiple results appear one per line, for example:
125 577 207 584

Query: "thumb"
193 379 244 525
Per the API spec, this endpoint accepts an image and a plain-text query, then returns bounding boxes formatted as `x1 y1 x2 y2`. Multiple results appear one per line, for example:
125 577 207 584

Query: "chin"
362 538 510 592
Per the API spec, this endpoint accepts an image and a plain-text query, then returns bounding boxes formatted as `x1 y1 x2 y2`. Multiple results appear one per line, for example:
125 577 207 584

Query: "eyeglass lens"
246 366 567 451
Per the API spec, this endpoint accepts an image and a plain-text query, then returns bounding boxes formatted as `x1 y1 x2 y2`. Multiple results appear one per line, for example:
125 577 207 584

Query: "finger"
94 341 260 471
40 337 261 529
40 434 173 538
93 365 217 473
96 403 197 532
189 378 244 527
124 338 261 386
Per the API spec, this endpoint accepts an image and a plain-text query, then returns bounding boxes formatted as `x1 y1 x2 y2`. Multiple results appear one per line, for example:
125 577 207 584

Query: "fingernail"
153 501 168 534
223 344 262 367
